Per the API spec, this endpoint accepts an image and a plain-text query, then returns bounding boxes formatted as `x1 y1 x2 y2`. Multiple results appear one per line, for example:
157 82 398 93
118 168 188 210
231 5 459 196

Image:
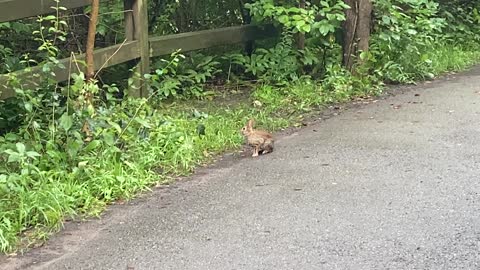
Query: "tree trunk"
149 0 166 32
83 0 99 141
297 0 306 51
342 0 372 73
239 0 254 55
85 0 100 82
176 0 189 32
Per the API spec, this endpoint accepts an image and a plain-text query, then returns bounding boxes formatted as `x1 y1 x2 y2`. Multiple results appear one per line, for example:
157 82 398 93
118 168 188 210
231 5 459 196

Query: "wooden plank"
0 41 139 99
133 0 150 98
124 0 134 40
149 24 278 57
124 0 150 98
0 0 91 23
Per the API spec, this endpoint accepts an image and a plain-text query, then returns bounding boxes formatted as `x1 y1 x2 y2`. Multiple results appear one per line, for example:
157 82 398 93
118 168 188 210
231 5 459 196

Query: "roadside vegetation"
1 0 480 253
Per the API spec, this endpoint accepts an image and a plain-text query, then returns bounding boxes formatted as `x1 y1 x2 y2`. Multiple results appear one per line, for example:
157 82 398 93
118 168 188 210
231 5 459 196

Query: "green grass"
427 42 480 74
1 40 480 254
377 41 480 83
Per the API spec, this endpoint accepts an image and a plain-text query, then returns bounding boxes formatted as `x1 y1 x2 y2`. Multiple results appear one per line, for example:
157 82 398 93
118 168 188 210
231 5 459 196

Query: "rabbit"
241 119 274 157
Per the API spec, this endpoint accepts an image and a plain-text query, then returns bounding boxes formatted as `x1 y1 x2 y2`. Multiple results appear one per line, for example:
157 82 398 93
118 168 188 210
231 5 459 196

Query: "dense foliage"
1 0 480 253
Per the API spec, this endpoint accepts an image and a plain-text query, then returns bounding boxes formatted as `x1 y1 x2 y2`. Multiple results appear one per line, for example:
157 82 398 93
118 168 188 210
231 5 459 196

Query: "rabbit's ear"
247 119 255 129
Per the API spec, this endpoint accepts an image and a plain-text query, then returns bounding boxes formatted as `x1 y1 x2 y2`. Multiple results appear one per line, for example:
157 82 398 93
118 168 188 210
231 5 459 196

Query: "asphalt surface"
2 66 480 270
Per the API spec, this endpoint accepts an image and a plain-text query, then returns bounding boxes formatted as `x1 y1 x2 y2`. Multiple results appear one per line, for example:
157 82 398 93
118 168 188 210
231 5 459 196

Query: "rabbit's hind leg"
252 145 260 157
261 141 274 154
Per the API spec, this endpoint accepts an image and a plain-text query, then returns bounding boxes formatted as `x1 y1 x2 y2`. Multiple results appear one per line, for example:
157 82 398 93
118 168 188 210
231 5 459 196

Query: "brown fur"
241 119 274 157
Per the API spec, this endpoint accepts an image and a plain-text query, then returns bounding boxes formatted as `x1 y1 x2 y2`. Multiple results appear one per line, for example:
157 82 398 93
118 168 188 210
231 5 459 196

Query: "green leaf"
3 149 16 156
59 113 73 131
134 117 152 128
288 7 300 13
44 15 56 20
16 143 26 154
26 151 41 159
7 153 21 163
278 15 289 24
107 120 122 134
83 140 101 152
292 15 303 21
66 140 82 157
406 29 418 35
301 24 311 33
318 23 333 35
5 133 19 141
103 132 115 146
24 102 33 112
382 15 391 25
296 20 306 27
326 14 336 20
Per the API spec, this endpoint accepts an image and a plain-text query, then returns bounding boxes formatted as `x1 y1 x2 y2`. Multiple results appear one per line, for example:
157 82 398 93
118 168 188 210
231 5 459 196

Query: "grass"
378 41 480 83
428 42 480 74
1 40 480 254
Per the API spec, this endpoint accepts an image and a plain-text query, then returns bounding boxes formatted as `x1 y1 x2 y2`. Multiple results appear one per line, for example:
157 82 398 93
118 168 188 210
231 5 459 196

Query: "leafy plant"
147 51 221 99
246 0 348 37
226 32 300 85
368 0 446 82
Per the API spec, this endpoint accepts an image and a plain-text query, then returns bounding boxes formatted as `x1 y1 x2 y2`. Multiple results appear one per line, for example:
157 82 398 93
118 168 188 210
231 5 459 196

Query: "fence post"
124 0 150 98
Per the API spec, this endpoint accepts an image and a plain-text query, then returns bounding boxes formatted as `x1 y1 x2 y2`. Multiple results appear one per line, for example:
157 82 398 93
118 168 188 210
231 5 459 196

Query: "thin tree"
82 0 100 140
342 0 372 73
239 0 254 55
85 0 100 82
297 0 306 51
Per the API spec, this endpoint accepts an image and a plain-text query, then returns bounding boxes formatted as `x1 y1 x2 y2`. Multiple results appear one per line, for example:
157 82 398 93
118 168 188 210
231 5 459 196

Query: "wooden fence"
0 0 277 100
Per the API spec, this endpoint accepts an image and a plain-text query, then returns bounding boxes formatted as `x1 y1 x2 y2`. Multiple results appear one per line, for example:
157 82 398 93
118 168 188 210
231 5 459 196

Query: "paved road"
2 67 480 270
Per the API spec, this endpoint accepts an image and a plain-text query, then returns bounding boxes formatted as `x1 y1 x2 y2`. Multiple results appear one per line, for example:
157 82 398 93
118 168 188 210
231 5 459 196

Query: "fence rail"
0 0 277 100
0 41 139 100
